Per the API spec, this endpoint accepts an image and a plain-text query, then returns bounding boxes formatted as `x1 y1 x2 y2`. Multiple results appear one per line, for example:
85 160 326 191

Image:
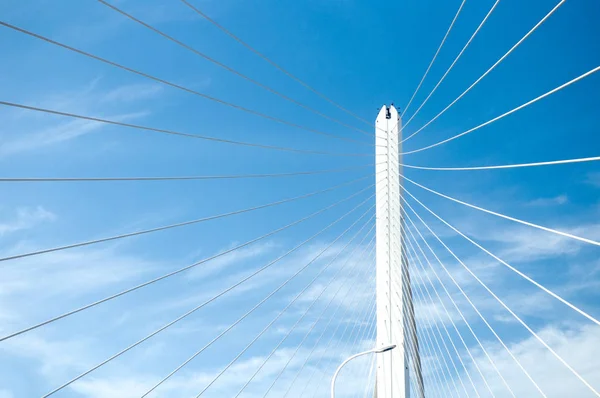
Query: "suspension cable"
0 101 372 157
404 175 600 247
387 247 429 398
390 237 486 397
301 289 376 398
0 175 372 265
391 252 465 398
397 255 465 398
401 0 501 136
144 209 376 397
0 183 374 343
308 295 377 398
97 0 372 138
233 223 375 397
402 186 600 327
396 276 456 398
394 259 431 398
361 353 377 398
392 223 472 397
179 0 372 128
304 249 378 398
403 210 547 397
41 192 376 397
356 330 378 398
400 273 460 398
0 21 370 146
401 0 467 117
403 229 514 397
402 155 600 171
403 0 567 143
404 282 469 398
305 290 377 398
398 247 488 398
0 164 375 182
402 194 600 397
403 65 600 155
314 301 377 398
281 247 376 397
314 261 376 398
261 239 376 397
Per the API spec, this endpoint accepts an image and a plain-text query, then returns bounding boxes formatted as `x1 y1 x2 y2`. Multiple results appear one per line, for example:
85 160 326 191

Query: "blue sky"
1 0 599 397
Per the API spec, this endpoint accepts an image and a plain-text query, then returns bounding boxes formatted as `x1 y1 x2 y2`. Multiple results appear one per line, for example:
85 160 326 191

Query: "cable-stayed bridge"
1 0 599 397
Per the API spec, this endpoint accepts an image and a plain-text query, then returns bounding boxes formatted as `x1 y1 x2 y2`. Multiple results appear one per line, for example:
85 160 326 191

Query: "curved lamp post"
330 344 396 398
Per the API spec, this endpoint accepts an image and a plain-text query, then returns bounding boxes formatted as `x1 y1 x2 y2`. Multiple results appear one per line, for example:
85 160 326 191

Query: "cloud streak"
1 80 161 157
0 206 56 236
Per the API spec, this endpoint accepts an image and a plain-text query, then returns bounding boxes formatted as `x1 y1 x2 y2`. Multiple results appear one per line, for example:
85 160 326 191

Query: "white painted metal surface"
375 105 404 398
375 105 424 398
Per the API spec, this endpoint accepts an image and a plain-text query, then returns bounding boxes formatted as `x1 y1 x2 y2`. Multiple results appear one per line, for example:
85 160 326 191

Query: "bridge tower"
375 105 424 398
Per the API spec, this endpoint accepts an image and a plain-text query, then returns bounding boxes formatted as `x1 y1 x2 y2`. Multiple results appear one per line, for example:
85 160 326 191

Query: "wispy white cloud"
0 206 56 236
0 111 149 157
414 297 463 330
449 323 600 397
585 172 600 188
297 240 375 307
66 349 293 398
185 241 278 281
71 377 157 398
526 195 569 207
1 198 596 398
452 213 600 265
99 83 164 103
0 233 160 335
401 199 600 394
153 240 355 331
1 79 161 157
488 226 580 263
6 330 376 398
0 334 92 381
0 244 156 298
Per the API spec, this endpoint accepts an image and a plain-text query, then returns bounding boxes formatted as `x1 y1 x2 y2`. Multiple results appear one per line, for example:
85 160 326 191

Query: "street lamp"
330 344 396 398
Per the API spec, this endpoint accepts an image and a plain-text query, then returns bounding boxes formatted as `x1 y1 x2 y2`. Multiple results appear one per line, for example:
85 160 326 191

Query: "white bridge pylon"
375 105 424 398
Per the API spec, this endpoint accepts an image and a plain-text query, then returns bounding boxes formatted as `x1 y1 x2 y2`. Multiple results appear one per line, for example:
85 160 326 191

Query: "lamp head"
375 344 396 353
